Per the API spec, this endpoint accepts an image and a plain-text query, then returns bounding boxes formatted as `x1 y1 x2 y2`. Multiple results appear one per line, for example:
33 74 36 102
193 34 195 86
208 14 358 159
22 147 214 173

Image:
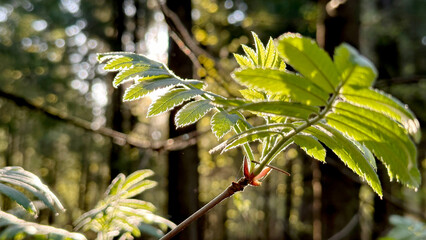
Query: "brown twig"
377 76 425 85
0 89 200 152
155 0 240 97
160 177 250 240
328 214 359 240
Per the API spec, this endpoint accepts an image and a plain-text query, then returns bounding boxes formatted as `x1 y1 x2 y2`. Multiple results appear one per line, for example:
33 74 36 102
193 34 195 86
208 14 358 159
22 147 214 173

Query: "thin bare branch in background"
155 0 240 97
0 89 200 152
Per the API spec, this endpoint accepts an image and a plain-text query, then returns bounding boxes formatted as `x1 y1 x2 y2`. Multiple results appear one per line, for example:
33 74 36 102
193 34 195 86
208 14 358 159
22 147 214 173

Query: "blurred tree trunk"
283 159 293 239
166 1 201 240
316 0 361 239
108 0 126 179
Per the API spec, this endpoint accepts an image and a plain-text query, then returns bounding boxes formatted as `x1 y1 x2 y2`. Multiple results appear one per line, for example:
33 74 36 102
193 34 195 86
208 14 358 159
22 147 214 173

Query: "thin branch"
160 177 250 240
0 89 199 152
378 75 425 85
328 214 359 240
168 31 202 69
155 0 240 97
156 0 213 59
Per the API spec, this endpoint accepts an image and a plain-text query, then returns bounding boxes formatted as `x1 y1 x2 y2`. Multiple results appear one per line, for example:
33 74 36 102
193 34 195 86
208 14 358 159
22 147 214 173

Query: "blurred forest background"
0 0 425 239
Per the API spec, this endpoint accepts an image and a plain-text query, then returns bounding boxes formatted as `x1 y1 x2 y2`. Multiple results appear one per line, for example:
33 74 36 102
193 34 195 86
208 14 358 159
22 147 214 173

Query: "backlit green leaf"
278 33 339 92
121 180 157 199
334 43 377 87
234 53 254 68
326 102 420 188
175 100 215 127
252 32 266 66
292 135 326 162
123 78 180 101
118 199 156 212
264 38 278 68
303 123 382 196
233 68 329 106
239 89 266 101
147 88 204 117
341 86 421 142
112 66 169 87
211 111 240 139
98 52 164 69
242 45 258 65
105 173 125 196
122 169 154 192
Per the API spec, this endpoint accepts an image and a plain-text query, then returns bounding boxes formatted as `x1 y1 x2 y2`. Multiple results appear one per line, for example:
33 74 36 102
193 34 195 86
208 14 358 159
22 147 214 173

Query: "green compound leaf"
175 100 215 128
303 123 382 196
99 32 421 198
75 170 175 239
211 111 240 139
326 101 420 189
235 33 284 69
233 68 329 106
292 135 326 162
334 43 377 87
147 88 204 117
278 33 340 93
98 52 206 106
341 86 421 143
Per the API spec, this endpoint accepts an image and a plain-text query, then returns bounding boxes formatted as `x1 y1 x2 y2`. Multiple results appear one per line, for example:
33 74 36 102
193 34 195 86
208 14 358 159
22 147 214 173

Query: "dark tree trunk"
316 0 362 239
108 0 126 179
166 1 201 240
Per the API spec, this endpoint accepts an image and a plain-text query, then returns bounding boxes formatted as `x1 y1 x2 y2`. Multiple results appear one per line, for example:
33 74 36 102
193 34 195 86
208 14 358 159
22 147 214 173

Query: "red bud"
243 157 250 178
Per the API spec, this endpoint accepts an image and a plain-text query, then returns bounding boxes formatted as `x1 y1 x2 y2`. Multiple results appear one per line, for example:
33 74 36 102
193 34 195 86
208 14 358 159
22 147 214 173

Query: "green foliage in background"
380 215 426 240
99 32 421 197
0 166 85 240
0 167 173 240
75 169 176 240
